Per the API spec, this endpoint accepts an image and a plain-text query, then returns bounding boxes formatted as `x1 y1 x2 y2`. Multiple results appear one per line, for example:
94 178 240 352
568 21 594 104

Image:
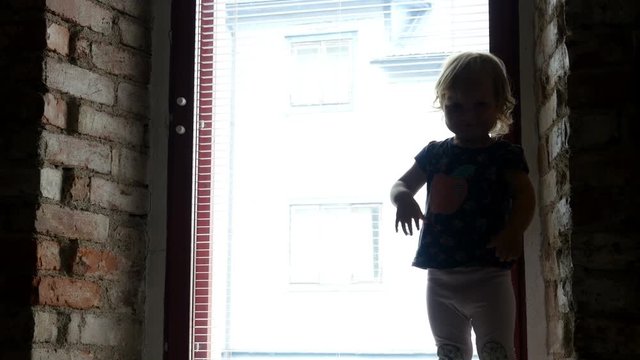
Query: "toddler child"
390 51 536 360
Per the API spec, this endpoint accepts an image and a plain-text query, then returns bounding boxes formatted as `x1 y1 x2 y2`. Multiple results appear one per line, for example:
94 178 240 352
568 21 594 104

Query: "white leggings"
427 267 516 360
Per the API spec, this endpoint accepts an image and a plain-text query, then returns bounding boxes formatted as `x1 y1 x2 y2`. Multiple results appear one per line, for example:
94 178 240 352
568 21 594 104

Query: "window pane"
289 204 381 285
205 0 490 358
323 42 352 104
291 44 323 105
290 35 353 106
289 205 322 283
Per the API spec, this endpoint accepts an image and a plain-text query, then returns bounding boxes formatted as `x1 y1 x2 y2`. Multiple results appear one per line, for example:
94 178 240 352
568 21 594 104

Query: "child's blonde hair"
434 52 516 137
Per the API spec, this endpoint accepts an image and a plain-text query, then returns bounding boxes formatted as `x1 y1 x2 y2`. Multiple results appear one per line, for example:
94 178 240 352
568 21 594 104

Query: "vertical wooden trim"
490 0 522 144
489 1 528 359
165 0 197 359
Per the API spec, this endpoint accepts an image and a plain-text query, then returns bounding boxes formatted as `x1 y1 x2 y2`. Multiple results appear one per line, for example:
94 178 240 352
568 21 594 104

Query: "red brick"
35 203 109 242
35 276 102 309
74 247 125 278
42 93 67 129
37 239 61 271
70 176 91 202
46 0 113 35
42 132 111 173
46 21 69 56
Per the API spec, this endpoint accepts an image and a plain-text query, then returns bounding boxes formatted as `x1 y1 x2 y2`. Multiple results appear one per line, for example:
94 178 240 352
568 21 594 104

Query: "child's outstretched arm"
391 162 428 236
488 170 536 261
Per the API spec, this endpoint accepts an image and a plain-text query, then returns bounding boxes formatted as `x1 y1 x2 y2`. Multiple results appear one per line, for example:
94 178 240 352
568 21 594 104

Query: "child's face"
443 75 499 145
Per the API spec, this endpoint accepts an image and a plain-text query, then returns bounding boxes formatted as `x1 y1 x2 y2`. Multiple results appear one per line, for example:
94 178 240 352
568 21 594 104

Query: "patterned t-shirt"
412 137 529 269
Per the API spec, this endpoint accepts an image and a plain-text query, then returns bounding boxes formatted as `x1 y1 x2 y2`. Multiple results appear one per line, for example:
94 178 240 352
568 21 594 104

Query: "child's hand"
395 197 424 236
487 227 523 261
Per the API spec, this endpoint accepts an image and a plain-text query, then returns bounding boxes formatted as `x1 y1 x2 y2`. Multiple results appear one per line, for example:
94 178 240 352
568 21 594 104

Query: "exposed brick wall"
33 0 151 359
534 1 574 358
1 0 151 358
535 0 640 359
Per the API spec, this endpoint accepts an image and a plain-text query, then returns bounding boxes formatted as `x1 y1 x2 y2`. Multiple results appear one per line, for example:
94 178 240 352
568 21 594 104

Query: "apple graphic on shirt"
428 165 475 214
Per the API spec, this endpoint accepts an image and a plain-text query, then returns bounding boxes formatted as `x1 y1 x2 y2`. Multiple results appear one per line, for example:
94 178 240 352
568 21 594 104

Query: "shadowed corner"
0 0 47 352
0 88 43 358
0 140 40 357
0 234 38 360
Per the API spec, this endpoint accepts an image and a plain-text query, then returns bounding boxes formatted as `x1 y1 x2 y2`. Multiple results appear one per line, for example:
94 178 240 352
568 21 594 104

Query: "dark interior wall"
0 0 45 358
564 0 640 358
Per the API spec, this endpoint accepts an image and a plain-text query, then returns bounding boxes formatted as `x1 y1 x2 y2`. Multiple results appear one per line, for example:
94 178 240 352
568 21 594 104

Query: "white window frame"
287 32 356 109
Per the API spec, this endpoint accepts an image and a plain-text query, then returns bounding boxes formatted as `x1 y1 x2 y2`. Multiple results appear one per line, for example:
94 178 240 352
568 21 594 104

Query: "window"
288 33 355 107
388 1 433 53
161 0 531 359
198 0 489 357
289 203 381 285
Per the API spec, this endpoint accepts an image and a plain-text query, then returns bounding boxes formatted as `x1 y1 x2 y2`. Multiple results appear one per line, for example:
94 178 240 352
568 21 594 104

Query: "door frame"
164 0 197 359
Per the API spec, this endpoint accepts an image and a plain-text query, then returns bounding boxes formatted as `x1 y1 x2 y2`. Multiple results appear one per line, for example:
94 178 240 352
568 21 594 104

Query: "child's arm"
391 162 428 236
488 170 536 261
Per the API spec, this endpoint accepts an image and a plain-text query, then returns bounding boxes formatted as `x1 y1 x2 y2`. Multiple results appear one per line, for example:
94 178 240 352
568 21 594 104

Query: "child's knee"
437 344 465 360
479 341 510 360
